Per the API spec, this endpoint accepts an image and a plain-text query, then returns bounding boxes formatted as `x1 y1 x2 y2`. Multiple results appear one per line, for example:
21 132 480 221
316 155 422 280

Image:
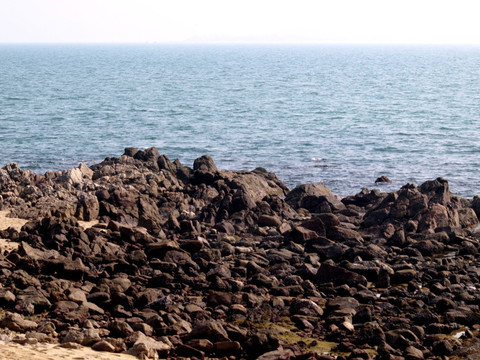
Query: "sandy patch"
0 210 28 253
0 210 29 232
0 238 19 252
0 341 137 360
78 220 99 229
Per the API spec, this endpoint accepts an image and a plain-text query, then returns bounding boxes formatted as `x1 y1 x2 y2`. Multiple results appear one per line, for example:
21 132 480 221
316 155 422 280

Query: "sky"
1 0 480 44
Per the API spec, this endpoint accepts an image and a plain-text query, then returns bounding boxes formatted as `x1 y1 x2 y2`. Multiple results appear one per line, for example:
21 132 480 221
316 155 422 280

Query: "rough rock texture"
1 148 480 359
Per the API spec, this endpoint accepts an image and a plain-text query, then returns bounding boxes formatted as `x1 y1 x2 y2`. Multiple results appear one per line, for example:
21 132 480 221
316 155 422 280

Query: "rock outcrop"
1 147 480 359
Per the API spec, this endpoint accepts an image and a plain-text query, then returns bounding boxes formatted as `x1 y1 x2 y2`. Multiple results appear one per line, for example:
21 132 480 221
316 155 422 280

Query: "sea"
1 44 480 198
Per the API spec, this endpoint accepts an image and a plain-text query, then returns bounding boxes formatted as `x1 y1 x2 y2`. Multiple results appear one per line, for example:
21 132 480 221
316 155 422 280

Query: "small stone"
230 304 247 315
175 344 205 359
186 338 214 351
128 332 171 358
83 301 105 315
404 345 424 360
108 320 134 337
190 320 229 342
67 288 87 304
341 320 355 332
214 340 242 355
59 342 83 349
432 339 453 356
256 348 295 360
81 328 101 346
61 330 84 345
0 289 15 304
0 334 11 342
185 303 204 314
131 323 154 336
375 176 392 184
92 340 116 352
258 214 282 227
348 348 372 360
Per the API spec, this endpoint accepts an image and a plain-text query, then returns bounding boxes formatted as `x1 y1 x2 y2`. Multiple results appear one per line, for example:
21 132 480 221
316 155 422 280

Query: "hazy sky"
1 0 480 44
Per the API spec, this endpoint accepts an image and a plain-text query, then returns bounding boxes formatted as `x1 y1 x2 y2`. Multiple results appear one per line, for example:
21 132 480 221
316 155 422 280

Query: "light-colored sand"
0 341 137 360
78 220 100 229
0 210 99 253
0 210 29 232
0 238 19 252
0 210 28 253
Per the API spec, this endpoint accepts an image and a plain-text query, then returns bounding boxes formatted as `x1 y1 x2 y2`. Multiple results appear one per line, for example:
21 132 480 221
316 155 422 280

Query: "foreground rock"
0 147 480 359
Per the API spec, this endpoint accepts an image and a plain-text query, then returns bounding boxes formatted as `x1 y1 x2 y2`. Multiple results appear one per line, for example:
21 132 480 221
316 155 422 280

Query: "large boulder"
362 178 476 233
219 169 288 204
57 163 93 187
193 155 218 173
0 312 38 332
285 183 334 209
285 183 344 213
127 332 172 358
76 192 99 221
189 320 230 342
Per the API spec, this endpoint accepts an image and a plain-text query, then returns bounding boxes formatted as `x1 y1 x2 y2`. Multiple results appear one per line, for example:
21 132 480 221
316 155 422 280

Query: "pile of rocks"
1 147 480 359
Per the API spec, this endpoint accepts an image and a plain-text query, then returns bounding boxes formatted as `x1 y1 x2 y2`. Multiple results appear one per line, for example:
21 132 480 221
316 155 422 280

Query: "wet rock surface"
1 148 480 359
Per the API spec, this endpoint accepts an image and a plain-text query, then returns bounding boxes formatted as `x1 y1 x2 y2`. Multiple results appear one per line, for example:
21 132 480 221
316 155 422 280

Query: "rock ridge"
0 147 480 359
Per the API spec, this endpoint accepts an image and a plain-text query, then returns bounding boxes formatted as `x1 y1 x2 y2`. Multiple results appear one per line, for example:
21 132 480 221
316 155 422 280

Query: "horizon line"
2 41 480 46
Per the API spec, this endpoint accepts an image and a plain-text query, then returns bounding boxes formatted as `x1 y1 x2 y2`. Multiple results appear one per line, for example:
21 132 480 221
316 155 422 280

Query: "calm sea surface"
1 44 480 197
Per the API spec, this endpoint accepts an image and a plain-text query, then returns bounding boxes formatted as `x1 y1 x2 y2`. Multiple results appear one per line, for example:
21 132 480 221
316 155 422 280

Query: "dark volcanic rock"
0 312 38 332
315 263 367 287
375 176 392 184
285 183 336 210
2 149 480 359
190 320 230 342
193 155 218 173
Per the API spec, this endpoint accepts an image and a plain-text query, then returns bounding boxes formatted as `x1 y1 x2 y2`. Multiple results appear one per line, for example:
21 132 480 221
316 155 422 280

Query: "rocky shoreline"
1 147 480 359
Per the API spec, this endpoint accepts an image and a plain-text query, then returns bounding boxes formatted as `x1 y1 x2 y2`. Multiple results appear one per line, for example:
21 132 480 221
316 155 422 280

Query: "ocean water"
1 44 480 197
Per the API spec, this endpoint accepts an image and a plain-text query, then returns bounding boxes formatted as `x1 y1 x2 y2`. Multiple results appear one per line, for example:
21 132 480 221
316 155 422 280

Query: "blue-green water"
1 44 480 197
